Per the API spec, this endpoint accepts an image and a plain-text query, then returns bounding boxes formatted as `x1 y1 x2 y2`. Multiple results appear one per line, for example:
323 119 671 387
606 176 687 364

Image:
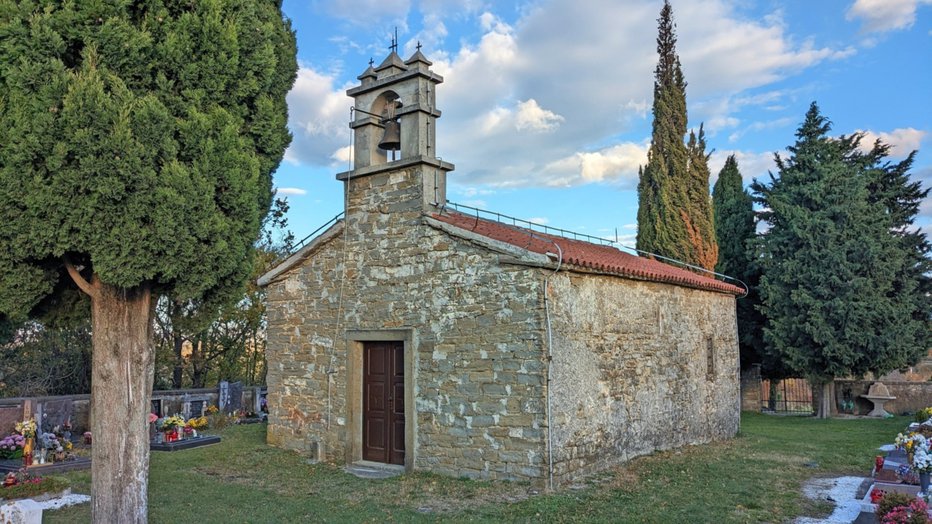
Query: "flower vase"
921 472 930 494
22 437 33 467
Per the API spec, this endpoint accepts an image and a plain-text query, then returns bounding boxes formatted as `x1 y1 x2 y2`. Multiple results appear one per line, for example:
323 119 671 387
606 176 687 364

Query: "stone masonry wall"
265 165 549 482
836 379 932 416
547 273 740 483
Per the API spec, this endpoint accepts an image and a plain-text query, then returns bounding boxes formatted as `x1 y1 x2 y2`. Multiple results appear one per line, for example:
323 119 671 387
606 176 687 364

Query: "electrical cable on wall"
542 239 562 492
327 106 356 430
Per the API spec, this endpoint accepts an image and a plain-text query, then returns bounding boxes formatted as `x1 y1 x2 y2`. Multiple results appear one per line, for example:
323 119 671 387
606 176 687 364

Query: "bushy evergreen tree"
0 2 296 521
752 103 929 418
712 156 765 371
636 0 718 271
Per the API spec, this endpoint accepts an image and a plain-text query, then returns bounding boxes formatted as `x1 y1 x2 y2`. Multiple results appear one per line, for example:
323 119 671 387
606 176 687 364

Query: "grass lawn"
44 412 905 523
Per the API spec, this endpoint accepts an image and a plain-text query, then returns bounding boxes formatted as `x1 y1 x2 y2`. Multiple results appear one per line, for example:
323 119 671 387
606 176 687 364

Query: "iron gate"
761 378 813 414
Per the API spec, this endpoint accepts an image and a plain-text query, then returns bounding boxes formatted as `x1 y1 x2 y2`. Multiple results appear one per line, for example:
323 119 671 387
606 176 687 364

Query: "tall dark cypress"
636 0 718 271
712 156 765 371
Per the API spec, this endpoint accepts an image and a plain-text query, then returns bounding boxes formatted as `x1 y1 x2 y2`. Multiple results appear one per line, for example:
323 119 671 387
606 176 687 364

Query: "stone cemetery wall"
547 274 740 483
265 166 549 482
836 379 932 416
0 386 265 435
740 364 762 412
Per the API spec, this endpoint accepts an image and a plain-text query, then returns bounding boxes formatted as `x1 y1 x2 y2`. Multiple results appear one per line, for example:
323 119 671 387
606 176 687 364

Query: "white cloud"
846 0 932 33
727 116 796 142
624 99 649 119
331 146 353 165
284 66 353 166
527 217 549 225
857 127 927 157
538 142 649 188
276 187 308 196
709 150 777 184
515 99 564 132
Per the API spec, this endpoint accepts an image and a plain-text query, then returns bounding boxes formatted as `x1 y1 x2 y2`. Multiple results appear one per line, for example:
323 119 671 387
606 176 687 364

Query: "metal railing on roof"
285 211 345 257
442 200 617 246
441 200 748 297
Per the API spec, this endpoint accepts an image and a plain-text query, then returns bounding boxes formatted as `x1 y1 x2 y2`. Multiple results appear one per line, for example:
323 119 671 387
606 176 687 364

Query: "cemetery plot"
859 413 932 521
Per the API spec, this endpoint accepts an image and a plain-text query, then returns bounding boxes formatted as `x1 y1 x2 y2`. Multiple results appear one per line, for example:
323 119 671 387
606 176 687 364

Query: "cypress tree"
712 155 765 371
636 0 718 271
0 2 296 521
751 102 928 418
685 125 719 269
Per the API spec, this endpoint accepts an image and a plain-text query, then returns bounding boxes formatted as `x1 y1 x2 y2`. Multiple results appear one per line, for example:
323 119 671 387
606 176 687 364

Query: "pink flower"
148 413 158 424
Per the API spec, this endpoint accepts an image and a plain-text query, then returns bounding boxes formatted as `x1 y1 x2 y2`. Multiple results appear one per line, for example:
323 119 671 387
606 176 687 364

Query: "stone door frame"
345 329 417 472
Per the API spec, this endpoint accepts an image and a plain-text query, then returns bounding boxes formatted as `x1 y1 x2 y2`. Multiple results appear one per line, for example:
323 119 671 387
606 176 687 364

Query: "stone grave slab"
150 435 221 452
0 457 91 475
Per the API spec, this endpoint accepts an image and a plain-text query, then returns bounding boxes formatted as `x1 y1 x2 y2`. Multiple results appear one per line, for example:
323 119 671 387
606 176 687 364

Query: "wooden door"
363 341 405 465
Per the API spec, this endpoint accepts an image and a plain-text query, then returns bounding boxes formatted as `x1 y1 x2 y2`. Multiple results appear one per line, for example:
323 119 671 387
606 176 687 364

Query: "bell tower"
336 43 454 212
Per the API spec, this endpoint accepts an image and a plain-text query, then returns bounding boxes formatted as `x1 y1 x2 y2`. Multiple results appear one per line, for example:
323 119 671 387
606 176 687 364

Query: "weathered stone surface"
547 273 740 483
265 165 548 482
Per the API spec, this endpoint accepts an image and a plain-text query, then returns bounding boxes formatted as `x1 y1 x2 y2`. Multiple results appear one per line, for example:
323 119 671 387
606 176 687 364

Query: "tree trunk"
172 333 184 389
90 281 154 523
814 380 836 419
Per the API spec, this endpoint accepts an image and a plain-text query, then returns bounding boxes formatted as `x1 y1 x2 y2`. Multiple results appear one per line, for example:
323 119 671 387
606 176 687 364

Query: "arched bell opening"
370 91 403 161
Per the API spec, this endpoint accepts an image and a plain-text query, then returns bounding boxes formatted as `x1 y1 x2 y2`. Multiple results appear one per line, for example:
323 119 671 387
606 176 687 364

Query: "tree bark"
815 380 836 419
90 280 154 523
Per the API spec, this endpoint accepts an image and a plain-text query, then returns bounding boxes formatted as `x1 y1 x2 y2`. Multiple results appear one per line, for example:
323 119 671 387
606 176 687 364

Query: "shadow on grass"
43 413 905 523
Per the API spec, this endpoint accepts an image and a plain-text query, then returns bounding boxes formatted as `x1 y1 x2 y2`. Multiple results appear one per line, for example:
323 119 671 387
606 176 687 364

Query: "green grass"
44 413 905 523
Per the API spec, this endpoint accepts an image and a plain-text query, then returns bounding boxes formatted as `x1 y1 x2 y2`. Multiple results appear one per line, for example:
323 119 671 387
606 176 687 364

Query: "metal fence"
761 378 813 414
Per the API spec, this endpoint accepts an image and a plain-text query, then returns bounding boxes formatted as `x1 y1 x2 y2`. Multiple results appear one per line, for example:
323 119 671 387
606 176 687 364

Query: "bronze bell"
378 119 401 151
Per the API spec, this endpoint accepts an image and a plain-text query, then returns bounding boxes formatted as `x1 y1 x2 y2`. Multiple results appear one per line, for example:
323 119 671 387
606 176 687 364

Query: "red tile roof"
431 211 744 296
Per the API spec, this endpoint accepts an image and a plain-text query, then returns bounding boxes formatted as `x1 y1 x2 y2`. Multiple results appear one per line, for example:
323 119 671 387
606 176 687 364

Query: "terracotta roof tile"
431 211 744 296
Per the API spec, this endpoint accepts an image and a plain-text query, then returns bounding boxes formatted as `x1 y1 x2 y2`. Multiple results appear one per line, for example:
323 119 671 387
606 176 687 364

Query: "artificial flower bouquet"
14 419 36 439
159 415 186 430
0 435 25 459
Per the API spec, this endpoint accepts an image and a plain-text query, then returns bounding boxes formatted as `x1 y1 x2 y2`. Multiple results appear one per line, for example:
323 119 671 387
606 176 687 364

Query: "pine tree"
636 0 718 271
0 3 296 521
751 102 928 418
712 155 765 371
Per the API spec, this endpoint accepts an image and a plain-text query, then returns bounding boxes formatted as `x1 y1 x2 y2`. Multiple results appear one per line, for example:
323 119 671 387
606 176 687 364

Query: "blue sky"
274 0 931 247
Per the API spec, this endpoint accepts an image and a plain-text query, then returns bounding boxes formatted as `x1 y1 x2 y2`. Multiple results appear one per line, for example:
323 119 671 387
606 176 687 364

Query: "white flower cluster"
911 435 932 473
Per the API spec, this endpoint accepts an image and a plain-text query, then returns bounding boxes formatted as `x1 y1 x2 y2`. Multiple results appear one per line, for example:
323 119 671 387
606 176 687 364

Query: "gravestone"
189 400 206 417
40 399 73 432
151 399 163 417
183 400 206 419
218 381 230 412
0 404 23 436
228 382 243 413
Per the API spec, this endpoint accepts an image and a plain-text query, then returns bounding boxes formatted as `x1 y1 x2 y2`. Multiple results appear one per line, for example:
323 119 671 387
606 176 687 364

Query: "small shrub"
206 412 236 431
915 407 932 423
877 492 915 517
879 498 931 524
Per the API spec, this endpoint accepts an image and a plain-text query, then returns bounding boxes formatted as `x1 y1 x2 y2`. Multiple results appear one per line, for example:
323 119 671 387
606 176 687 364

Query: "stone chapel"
259 49 742 487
